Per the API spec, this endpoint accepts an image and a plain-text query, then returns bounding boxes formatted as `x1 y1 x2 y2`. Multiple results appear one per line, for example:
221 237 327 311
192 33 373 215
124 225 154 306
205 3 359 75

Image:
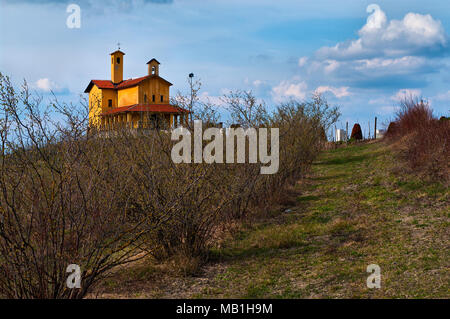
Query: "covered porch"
98 104 189 131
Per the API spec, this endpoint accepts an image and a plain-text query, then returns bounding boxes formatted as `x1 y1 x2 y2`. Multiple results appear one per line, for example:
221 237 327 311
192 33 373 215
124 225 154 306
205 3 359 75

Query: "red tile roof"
84 75 172 93
101 104 190 116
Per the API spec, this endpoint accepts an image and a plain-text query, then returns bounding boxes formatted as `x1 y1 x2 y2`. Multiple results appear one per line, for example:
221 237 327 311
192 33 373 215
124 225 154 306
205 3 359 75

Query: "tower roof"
146 58 160 65
110 50 125 55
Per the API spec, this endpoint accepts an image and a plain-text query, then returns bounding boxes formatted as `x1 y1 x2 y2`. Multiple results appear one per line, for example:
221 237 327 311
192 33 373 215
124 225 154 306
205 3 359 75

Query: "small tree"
350 123 363 140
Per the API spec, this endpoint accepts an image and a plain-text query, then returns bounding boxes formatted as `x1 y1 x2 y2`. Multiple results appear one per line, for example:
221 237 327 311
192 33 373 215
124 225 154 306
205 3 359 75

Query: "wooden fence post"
346 121 348 142
374 117 377 140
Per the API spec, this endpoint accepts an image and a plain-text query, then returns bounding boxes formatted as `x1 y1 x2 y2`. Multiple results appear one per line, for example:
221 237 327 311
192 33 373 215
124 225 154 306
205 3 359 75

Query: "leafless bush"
395 97 433 136
385 97 449 181
0 74 154 298
0 72 340 298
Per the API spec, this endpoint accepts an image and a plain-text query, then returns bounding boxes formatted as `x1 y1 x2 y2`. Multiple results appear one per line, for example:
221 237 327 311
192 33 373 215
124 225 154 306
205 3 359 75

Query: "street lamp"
188 73 194 124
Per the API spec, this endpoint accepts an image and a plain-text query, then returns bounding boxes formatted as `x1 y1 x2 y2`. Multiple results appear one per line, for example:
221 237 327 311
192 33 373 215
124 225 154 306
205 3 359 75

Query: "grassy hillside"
92 141 449 298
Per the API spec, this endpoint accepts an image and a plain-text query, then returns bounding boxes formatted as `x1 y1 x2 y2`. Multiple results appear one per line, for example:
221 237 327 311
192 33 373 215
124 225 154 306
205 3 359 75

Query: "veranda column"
127 112 132 129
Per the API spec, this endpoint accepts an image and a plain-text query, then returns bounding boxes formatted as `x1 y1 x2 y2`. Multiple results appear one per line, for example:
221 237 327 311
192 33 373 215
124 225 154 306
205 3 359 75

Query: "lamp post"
188 73 194 124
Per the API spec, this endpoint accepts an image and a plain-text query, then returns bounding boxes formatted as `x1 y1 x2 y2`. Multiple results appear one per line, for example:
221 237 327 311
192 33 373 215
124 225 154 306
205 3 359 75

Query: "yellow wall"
88 75 172 129
102 89 117 108
138 78 170 104
88 86 118 128
118 86 138 107
88 85 102 127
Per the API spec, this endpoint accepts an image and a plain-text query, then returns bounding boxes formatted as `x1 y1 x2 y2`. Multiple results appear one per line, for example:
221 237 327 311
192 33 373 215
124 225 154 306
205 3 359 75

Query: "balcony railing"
97 120 176 132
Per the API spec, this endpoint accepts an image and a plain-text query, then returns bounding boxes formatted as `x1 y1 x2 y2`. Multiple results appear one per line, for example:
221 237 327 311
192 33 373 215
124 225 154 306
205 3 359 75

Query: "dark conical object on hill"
351 123 363 140
386 121 398 137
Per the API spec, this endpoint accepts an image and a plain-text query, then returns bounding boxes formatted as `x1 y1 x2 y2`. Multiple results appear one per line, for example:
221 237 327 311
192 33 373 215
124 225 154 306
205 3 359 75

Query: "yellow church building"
85 50 189 130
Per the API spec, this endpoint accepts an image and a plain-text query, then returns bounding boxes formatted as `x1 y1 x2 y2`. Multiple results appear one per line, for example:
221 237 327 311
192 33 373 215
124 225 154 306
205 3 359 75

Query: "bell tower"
147 58 160 76
110 49 125 84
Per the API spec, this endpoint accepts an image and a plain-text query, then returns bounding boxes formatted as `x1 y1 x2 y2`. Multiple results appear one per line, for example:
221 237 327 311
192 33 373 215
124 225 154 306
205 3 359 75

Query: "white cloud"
298 4 448 92
298 56 308 67
391 88 422 101
306 49 440 86
315 86 351 98
355 56 425 71
382 12 446 46
359 4 387 35
323 59 340 73
35 78 58 92
316 4 447 61
271 79 307 103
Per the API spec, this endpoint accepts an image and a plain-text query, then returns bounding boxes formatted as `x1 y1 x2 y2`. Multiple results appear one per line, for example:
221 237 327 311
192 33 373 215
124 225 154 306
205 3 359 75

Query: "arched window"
152 66 155 74
116 57 120 64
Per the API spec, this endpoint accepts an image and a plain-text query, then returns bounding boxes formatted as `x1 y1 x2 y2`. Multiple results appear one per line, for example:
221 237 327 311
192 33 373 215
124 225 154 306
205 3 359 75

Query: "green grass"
195 141 449 298
92 141 449 299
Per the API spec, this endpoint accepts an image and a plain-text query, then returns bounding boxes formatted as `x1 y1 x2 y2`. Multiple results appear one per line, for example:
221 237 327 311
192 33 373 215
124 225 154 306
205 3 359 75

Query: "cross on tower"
117 42 121 50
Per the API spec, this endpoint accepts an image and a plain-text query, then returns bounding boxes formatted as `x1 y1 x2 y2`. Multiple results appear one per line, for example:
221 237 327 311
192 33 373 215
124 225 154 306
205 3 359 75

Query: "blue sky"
1 0 449 135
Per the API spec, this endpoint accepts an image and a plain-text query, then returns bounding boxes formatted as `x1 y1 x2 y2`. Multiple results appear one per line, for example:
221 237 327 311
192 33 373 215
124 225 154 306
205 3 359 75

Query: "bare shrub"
385 97 449 181
395 98 433 136
138 90 340 264
0 74 154 298
0 73 340 297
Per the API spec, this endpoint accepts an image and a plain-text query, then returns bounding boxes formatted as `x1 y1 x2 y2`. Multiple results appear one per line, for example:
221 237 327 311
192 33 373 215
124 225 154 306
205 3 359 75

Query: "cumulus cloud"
359 4 387 35
300 4 448 90
315 86 350 98
323 60 340 73
316 4 447 61
271 79 307 103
